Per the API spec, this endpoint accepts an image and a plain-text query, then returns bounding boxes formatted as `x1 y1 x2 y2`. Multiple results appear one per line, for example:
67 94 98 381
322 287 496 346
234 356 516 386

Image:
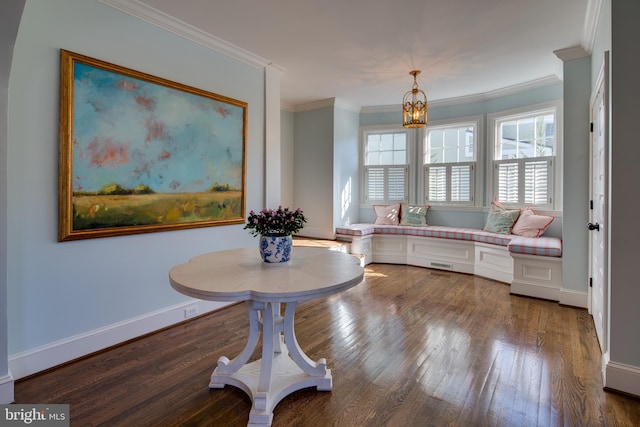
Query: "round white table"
169 247 364 427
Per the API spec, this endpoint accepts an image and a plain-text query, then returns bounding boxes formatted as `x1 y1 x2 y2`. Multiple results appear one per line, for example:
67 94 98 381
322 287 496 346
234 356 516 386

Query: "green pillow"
400 204 429 226
483 203 520 234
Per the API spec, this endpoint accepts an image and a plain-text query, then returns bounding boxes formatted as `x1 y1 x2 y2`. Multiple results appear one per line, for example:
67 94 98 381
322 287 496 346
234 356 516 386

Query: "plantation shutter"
524 159 551 205
388 166 408 201
364 166 408 203
497 162 519 203
364 167 385 202
426 166 447 201
451 164 472 202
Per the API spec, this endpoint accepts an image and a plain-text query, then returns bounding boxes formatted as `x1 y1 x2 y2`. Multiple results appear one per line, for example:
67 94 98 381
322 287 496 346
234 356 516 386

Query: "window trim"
359 125 412 207
419 115 483 207
487 100 563 211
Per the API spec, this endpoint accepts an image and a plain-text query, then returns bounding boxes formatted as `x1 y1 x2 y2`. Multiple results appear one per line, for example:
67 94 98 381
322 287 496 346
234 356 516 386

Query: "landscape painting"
58 50 247 241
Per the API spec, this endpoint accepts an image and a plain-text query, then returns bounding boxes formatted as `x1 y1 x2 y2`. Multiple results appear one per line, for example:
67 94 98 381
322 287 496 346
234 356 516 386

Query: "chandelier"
402 70 428 128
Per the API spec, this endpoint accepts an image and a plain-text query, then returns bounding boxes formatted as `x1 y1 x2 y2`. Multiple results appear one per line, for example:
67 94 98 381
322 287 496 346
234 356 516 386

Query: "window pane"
518 118 535 144
426 130 443 164
379 151 393 165
519 140 535 158
497 112 555 160
428 148 442 164
367 135 380 152
365 132 407 166
394 133 407 151
429 130 443 148
539 137 554 156
502 121 517 142
366 151 378 165
380 134 393 151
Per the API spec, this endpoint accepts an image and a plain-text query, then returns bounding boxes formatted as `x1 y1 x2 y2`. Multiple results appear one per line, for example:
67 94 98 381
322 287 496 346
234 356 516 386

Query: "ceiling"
133 0 592 110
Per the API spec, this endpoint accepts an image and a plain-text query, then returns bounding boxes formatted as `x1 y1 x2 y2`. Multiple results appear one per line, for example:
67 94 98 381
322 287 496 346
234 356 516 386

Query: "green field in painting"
72 192 242 230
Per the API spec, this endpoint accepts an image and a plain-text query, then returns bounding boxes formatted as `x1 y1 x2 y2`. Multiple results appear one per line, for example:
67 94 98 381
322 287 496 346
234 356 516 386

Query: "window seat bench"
335 224 563 303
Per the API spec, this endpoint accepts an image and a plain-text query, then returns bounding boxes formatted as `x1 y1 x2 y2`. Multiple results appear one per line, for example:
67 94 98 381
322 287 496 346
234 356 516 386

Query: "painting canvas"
58 50 247 241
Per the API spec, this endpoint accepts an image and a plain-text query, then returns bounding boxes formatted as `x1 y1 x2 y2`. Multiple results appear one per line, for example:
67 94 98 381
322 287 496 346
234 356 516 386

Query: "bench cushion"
335 223 376 236
335 224 562 257
508 236 562 257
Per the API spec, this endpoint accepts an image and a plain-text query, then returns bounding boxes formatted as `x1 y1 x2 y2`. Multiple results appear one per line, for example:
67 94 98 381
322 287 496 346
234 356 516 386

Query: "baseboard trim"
9 300 230 380
605 360 640 397
0 374 15 404
510 283 588 309
559 288 588 308
510 281 560 302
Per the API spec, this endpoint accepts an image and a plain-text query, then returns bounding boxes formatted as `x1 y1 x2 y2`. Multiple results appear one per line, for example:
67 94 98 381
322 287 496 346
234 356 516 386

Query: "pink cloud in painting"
159 150 171 160
136 95 156 111
215 106 231 118
117 80 137 91
145 118 167 143
86 137 129 168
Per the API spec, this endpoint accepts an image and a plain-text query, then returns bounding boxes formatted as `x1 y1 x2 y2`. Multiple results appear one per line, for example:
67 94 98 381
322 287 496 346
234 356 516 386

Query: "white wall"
293 106 335 238
560 56 591 295
280 110 295 209
7 0 266 378
333 107 360 227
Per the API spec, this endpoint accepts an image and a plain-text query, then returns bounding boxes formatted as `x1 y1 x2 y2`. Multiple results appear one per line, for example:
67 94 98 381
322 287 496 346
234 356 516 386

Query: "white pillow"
373 204 400 225
511 207 554 237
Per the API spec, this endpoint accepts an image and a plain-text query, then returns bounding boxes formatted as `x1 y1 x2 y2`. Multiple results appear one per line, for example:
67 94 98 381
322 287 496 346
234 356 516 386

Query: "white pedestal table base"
209 300 332 427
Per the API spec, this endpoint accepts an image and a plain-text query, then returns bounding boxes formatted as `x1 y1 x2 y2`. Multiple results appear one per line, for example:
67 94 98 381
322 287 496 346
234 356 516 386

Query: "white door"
589 52 609 353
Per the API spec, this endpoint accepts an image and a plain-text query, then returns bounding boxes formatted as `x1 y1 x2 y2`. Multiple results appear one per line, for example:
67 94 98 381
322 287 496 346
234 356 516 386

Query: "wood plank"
14 263 640 426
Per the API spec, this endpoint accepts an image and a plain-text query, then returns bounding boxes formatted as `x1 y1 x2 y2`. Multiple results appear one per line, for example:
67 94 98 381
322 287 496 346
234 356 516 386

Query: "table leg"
208 300 332 427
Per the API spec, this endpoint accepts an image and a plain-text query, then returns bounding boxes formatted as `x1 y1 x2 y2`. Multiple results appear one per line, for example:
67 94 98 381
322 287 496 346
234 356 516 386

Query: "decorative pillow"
512 207 554 237
483 202 520 234
400 204 429 226
373 204 400 225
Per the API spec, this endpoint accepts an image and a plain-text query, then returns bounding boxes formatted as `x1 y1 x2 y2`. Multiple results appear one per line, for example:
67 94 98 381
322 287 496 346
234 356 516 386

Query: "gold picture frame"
58 50 247 241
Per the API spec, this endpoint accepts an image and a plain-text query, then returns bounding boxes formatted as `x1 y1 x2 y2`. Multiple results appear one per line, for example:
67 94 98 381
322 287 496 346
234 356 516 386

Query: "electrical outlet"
184 305 198 319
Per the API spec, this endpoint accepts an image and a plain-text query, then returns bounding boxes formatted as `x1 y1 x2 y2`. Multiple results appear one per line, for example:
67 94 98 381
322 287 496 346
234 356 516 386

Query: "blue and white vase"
259 234 293 264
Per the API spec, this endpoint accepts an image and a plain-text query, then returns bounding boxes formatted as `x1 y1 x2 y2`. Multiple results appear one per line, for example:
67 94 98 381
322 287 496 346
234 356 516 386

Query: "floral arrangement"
244 206 307 237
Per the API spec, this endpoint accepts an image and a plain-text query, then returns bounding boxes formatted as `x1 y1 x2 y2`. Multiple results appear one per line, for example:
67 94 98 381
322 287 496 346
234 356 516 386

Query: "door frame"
588 50 610 363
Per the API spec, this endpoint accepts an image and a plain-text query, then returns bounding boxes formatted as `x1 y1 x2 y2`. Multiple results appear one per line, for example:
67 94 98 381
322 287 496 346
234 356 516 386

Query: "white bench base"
342 234 570 306
511 253 563 301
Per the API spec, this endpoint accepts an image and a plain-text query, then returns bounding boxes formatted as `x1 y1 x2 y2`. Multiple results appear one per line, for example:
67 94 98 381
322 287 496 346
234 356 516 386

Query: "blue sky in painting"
72 62 244 193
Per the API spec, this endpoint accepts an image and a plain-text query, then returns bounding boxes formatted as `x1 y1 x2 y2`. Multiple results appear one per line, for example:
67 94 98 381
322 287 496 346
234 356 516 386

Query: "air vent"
431 262 453 269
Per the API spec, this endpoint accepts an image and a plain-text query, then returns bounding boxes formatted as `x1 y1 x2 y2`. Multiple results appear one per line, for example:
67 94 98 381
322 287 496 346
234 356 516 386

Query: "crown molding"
553 46 590 62
280 102 296 113
291 97 360 113
581 0 604 54
360 104 401 114
98 0 284 71
334 98 361 113
361 75 561 113
293 98 336 112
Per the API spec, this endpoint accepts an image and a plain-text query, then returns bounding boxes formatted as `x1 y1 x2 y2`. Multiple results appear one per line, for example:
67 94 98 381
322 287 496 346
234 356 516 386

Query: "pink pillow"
511 207 554 237
373 204 400 225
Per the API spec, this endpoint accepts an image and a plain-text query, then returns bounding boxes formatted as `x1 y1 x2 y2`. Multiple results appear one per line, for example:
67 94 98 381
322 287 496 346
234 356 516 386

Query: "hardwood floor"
14 263 640 426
